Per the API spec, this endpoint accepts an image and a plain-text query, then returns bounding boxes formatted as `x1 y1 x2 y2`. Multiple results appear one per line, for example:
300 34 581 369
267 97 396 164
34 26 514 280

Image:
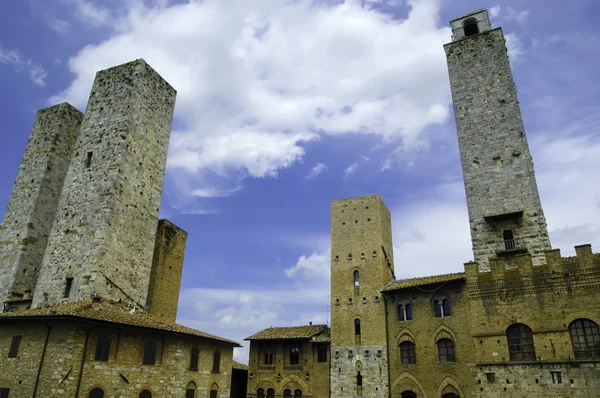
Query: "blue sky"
1 0 599 363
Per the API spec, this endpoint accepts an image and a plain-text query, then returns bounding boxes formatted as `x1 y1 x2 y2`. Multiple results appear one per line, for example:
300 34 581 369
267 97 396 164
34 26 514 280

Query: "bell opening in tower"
464 18 479 36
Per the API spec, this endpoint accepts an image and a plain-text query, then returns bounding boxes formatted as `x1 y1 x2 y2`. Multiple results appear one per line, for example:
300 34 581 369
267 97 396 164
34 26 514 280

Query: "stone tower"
444 9 551 271
330 194 395 398
0 104 83 311
32 59 177 308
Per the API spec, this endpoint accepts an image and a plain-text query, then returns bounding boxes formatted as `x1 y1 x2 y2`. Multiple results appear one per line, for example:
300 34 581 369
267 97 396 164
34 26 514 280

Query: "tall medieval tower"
444 9 551 271
329 195 395 398
31 59 176 308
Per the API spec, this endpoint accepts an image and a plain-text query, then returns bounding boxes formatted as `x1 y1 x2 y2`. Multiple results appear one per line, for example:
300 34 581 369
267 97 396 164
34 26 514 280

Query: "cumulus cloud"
489 5 529 24
0 45 47 87
305 163 328 179
50 0 453 206
505 33 525 62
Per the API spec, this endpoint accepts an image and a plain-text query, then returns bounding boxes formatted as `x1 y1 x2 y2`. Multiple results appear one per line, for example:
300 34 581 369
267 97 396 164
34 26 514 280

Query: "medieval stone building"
0 60 242 397
245 9 600 398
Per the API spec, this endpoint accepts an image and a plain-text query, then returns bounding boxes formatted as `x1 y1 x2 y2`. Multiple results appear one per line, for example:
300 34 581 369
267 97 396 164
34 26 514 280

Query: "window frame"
354 319 361 336
289 346 300 365
506 323 536 362
569 319 600 359
437 338 456 363
399 341 416 365
94 335 111 362
212 350 221 373
317 344 327 363
142 341 158 366
189 346 199 370
8 335 22 358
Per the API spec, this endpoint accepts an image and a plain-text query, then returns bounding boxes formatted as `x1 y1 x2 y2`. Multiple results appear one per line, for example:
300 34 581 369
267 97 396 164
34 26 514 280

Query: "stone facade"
0 317 235 398
0 103 83 309
444 9 551 271
147 220 188 322
32 59 177 309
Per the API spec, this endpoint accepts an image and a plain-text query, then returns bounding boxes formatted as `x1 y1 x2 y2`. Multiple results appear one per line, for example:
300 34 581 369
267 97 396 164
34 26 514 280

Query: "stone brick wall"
0 104 82 307
0 318 234 397
147 220 188 321
330 195 394 397
384 280 474 398
445 24 551 271
247 339 329 396
32 59 177 309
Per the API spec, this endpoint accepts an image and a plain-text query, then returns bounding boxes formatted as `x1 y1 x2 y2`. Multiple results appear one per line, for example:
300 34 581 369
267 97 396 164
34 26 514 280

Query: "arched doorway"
89 388 104 398
401 392 417 398
266 388 275 398
139 390 152 398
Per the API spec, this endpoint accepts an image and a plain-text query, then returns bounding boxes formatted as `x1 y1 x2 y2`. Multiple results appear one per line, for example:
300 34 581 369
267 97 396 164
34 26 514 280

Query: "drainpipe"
33 321 51 397
74 325 93 398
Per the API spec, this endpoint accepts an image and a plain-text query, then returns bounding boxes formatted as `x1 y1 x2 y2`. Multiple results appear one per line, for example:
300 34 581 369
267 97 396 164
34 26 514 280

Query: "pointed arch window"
569 319 600 359
209 383 218 398
401 391 417 398
186 382 196 398
507 323 536 361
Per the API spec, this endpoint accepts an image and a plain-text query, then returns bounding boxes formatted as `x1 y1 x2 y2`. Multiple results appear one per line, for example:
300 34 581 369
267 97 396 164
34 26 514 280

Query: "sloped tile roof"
383 272 466 292
311 328 331 343
233 360 249 370
245 324 329 341
0 299 240 346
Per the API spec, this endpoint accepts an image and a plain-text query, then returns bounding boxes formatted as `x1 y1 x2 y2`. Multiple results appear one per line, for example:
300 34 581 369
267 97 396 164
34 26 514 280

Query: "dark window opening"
354 270 360 287
257 388 264 398
212 350 221 372
85 152 93 168
8 335 22 358
189 346 199 370
569 319 600 359
186 382 196 398
284 389 292 398
89 388 104 398
507 323 536 361
263 352 274 365
143 341 157 365
64 277 73 298
356 372 363 387
434 298 451 317
267 388 275 398
443 394 460 398
463 18 479 37
400 341 416 364
437 338 456 362
401 391 417 398
139 390 152 398
290 347 300 365
94 335 111 361
354 319 361 336
294 389 302 398
398 304 405 321
210 390 218 398
503 230 515 250
317 344 327 362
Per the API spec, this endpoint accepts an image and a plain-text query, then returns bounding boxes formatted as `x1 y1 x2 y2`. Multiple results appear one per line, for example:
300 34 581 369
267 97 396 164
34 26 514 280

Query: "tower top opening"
450 9 492 41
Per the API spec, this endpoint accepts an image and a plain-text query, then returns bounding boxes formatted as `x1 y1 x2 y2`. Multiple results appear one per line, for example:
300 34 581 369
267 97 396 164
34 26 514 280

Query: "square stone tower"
444 9 551 271
32 59 177 308
0 104 83 311
330 194 395 398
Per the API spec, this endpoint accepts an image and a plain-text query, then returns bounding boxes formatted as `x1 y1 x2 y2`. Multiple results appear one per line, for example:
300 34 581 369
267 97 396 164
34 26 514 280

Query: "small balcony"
496 238 527 255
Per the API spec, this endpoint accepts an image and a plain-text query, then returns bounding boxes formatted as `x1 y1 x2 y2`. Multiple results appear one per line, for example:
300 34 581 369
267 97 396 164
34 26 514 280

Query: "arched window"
267 388 275 398
569 319 600 359
443 394 459 398
354 319 361 336
397 304 405 321
437 338 456 362
89 387 104 398
185 382 196 398
284 389 292 398
209 383 218 398
212 350 221 372
143 341 157 365
406 304 412 320
401 391 417 398
294 389 302 398
354 270 360 286
256 388 264 398
463 18 479 37
189 346 199 370
139 390 152 398
506 323 536 361
400 341 416 364
94 335 111 361
434 298 451 317
290 347 300 365
503 230 515 250
398 303 413 321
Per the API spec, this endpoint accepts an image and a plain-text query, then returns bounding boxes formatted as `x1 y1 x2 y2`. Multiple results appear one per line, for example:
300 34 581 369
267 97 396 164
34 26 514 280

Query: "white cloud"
344 163 359 177
505 33 525 62
305 162 328 179
0 45 47 87
489 5 529 24
489 5 501 18
285 249 331 281
50 0 453 204
191 186 242 198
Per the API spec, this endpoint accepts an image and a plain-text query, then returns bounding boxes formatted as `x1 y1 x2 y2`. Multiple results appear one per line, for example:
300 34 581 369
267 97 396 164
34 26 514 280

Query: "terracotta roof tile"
311 328 331 343
383 272 466 292
245 324 329 341
0 300 240 346
233 361 249 370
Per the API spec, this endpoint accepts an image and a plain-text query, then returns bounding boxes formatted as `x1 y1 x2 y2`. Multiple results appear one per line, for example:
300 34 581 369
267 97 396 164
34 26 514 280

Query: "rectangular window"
8 336 22 358
186 389 195 398
209 391 217 398
212 350 221 373
551 371 562 384
264 352 274 365
64 277 73 298
317 345 328 363
189 347 199 370
85 152 93 168
0 388 9 398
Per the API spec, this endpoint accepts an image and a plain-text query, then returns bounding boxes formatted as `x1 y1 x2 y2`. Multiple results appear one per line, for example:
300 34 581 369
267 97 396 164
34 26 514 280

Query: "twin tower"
0 60 186 319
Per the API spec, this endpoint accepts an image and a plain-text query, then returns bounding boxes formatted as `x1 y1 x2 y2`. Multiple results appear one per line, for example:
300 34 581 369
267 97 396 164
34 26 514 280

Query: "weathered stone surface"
445 10 551 271
32 59 177 309
0 103 82 307
147 219 188 322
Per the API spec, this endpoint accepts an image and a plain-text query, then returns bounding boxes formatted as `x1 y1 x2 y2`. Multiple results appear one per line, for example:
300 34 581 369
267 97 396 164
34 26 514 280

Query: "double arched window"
433 298 451 318
397 303 412 321
569 319 600 359
506 323 536 361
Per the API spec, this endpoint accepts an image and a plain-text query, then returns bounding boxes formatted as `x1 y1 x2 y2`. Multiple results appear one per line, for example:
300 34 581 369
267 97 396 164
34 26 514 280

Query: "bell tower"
329 194 395 398
444 9 551 271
